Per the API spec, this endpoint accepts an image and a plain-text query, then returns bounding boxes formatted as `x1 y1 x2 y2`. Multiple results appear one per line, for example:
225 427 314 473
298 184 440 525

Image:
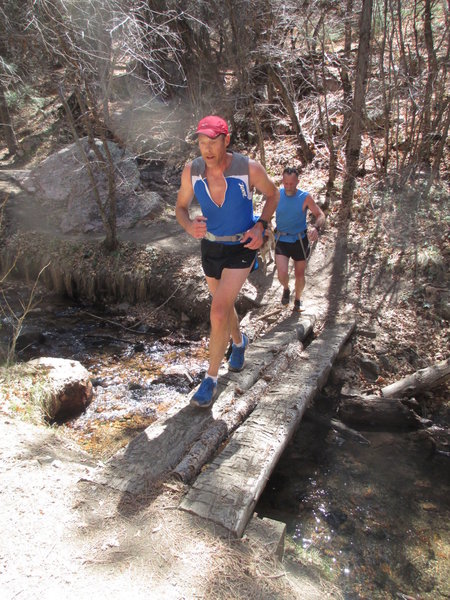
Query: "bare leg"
293 259 306 301
205 266 252 378
275 253 290 290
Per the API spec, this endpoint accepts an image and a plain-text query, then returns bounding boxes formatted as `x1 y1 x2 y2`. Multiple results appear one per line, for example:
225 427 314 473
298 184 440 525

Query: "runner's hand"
189 216 208 239
243 223 264 249
308 226 319 243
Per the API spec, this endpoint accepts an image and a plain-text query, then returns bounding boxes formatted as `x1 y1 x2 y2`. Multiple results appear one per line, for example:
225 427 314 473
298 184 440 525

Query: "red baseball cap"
196 115 229 138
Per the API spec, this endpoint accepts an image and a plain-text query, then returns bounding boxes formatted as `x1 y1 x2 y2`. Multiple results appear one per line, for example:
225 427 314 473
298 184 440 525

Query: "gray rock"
20 138 162 234
27 357 93 420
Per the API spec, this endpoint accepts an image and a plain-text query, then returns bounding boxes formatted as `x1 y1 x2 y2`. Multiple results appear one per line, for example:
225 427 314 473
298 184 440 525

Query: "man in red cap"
176 115 279 407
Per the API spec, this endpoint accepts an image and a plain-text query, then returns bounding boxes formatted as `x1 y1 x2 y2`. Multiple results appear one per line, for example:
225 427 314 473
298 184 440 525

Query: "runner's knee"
210 297 233 327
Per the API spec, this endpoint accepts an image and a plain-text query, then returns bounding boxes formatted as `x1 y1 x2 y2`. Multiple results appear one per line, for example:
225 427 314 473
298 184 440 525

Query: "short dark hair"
283 166 299 176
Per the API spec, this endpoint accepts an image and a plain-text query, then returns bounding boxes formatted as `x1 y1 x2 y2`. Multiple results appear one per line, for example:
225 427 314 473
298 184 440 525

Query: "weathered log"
172 338 306 483
180 319 356 537
381 358 450 398
89 313 315 494
338 394 432 430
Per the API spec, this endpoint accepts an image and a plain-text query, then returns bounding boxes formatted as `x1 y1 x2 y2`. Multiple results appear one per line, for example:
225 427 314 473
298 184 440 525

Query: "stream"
2 288 449 599
1 286 208 457
257 409 450 599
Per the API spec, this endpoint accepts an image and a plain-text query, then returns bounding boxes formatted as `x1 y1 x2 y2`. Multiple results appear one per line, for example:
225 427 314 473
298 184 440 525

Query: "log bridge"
91 313 355 538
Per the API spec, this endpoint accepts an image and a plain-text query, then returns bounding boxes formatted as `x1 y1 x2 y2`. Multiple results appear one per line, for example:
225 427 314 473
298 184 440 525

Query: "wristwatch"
256 218 268 230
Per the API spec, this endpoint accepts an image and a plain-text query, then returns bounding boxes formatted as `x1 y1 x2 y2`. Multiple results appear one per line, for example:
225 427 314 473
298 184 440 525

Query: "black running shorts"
275 237 310 261
201 239 257 280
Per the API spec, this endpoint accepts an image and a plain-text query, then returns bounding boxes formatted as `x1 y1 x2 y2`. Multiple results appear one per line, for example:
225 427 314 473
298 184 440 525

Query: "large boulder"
27 357 93 420
20 138 161 234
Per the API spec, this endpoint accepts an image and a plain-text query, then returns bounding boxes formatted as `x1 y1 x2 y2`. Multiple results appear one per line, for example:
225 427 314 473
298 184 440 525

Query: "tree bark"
267 65 313 164
341 0 373 211
0 86 18 155
381 358 450 399
340 0 354 131
419 0 438 167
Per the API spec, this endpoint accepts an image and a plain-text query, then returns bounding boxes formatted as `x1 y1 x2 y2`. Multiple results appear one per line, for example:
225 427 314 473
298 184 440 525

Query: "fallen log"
172 339 305 483
381 358 450 398
180 319 356 537
90 313 315 494
338 394 432 430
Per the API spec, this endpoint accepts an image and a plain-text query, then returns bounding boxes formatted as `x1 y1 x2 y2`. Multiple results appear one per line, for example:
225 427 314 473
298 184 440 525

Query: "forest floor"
0 100 449 599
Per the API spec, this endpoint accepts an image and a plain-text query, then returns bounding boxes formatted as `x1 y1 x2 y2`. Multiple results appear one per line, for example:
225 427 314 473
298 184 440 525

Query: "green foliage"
0 364 51 424
5 85 46 112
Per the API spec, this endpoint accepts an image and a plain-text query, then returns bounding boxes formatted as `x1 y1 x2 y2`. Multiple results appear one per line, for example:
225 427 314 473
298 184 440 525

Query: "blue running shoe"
228 333 249 372
191 376 217 408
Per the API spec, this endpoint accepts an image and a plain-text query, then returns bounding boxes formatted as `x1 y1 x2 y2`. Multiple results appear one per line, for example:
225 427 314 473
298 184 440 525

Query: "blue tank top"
275 188 309 243
191 152 256 244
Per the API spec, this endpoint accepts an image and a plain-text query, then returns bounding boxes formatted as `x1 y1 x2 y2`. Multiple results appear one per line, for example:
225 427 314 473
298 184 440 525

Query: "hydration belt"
204 231 246 242
275 229 310 260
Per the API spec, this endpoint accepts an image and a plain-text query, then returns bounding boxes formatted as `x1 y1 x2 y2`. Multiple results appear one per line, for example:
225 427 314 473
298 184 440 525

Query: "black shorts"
201 239 257 280
275 237 310 261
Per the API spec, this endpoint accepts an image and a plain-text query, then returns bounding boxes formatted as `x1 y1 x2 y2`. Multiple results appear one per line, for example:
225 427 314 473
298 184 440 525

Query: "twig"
255 307 283 321
80 281 183 333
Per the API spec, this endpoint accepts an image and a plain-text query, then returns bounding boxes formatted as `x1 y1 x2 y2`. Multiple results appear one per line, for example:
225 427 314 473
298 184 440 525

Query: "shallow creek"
5 294 449 599
257 415 450 599
5 294 208 457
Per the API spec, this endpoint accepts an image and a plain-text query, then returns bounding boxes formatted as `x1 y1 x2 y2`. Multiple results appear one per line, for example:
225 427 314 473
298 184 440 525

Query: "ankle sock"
234 335 244 348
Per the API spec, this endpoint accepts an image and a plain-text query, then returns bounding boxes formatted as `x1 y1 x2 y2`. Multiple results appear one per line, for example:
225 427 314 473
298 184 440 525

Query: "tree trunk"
0 86 18 155
267 65 313 164
339 394 431 430
249 96 265 168
341 0 373 212
340 0 354 131
381 358 450 399
418 0 438 167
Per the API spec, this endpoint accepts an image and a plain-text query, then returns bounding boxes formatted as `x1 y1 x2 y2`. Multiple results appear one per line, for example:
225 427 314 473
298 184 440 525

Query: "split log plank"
180 319 355 538
89 313 315 494
381 358 450 398
173 339 306 483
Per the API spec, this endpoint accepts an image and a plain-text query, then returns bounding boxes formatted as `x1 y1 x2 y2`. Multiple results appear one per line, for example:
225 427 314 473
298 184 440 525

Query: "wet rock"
153 365 194 390
27 357 93 420
319 507 348 529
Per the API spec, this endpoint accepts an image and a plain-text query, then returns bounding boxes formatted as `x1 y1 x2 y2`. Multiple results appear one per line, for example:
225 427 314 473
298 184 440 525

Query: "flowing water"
256 413 450 600
1 288 208 457
3 289 449 598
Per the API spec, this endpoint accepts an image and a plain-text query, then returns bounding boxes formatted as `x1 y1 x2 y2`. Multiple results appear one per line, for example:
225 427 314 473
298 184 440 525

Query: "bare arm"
243 160 280 249
304 194 326 242
175 163 207 239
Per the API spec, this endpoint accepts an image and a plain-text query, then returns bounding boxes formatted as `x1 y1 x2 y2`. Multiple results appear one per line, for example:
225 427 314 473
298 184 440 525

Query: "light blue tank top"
191 153 256 244
276 188 309 243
